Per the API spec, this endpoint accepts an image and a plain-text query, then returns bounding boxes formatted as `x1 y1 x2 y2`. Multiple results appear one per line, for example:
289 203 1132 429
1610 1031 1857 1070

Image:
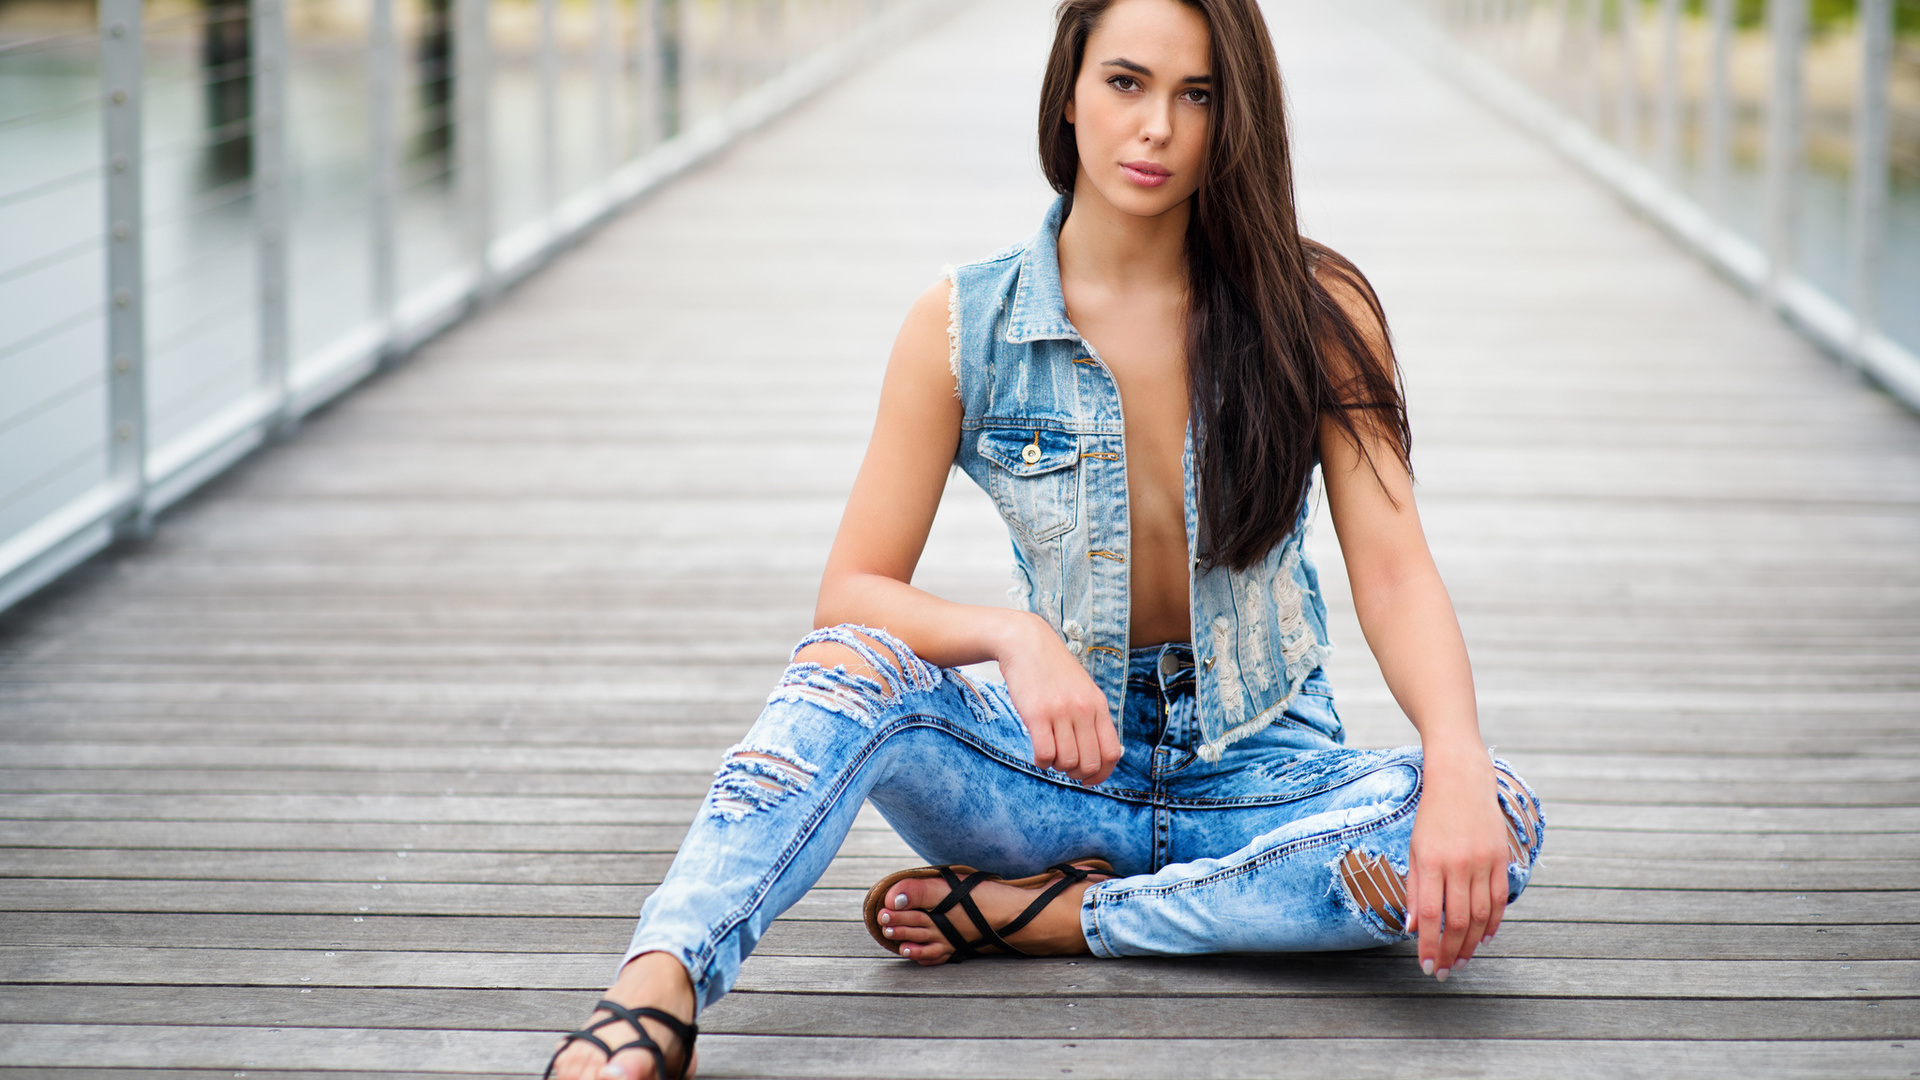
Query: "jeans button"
1158 650 1178 679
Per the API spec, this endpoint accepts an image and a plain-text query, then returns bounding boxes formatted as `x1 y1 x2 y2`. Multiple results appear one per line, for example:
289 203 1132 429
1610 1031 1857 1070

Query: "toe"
893 876 948 911
553 1040 606 1080
898 939 952 965
885 921 946 944
887 909 935 930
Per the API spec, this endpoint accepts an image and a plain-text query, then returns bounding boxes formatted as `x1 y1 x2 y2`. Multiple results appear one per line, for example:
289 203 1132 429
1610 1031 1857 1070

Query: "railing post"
1554 0 1573 110
538 0 557 226
1848 0 1892 359
1703 0 1731 224
1654 0 1679 180
253 0 291 428
1582 0 1602 129
1762 0 1806 304
369 0 398 353
458 0 493 291
595 0 615 188
655 0 680 140
1615 0 1639 153
100 0 147 533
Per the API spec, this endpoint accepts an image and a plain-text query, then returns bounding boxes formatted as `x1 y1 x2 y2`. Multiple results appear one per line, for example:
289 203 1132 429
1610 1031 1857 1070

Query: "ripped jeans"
625 626 1545 1011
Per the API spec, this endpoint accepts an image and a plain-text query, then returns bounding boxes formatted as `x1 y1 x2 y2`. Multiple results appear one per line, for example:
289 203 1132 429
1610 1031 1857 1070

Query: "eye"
1107 74 1140 92
1181 87 1211 106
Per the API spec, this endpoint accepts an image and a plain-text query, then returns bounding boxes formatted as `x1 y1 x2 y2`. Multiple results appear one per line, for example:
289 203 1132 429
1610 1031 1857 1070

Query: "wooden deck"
3 0 1918 1075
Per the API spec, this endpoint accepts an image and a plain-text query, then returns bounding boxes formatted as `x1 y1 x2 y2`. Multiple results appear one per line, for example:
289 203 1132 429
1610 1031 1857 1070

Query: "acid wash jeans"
625 625 1545 1011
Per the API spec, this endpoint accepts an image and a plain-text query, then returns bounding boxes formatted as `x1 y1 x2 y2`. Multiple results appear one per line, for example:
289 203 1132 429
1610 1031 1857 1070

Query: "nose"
1140 95 1173 146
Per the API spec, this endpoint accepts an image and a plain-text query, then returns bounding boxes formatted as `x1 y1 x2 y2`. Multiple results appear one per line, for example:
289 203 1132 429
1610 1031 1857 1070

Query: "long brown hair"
1039 0 1411 571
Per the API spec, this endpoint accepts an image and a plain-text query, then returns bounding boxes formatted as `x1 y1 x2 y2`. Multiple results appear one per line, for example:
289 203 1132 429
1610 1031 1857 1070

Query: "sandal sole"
861 857 1115 958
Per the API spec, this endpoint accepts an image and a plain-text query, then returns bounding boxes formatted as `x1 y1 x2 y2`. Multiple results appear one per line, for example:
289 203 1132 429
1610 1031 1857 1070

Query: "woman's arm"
1317 283 1510 982
814 280 1122 784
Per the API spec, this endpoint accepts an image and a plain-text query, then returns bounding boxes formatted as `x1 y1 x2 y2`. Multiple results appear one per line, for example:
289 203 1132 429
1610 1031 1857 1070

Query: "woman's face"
1065 0 1212 219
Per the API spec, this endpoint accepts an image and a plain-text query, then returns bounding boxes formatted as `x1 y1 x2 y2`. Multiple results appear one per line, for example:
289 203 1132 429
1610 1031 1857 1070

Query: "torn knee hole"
792 640 897 694
708 747 818 822
774 626 943 729
1494 766 1541 868
1339 850 1408 935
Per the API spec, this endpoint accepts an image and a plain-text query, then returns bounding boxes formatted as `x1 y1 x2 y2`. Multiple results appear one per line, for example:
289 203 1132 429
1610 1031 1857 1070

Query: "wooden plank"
0 912 1911 962
5 746 1919 782
1 878 1916 922
0 985 1912 1041
1 946 1913 1000
2 1027 1917 1079
0 821 915 855
3 793 1915 834
2 847 1918 890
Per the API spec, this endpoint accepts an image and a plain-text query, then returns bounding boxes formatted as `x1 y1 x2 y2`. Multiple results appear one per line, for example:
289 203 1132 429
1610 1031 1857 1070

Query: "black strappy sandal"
543 998 697 1080
862 858 1113 962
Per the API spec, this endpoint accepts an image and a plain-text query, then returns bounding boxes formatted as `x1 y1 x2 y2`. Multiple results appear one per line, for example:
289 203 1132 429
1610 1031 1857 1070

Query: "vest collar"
1004 196 1081 344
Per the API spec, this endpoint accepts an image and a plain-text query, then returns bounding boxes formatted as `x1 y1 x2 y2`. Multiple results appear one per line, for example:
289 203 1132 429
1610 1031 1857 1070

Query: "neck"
1055 171 1191 295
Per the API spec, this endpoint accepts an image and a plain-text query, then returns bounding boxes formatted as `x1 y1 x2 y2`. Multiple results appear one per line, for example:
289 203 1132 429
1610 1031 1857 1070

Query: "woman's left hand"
1405 746 1510 980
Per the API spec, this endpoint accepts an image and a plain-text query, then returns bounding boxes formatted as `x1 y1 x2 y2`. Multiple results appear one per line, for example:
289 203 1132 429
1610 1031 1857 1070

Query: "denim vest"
947 197 1332 762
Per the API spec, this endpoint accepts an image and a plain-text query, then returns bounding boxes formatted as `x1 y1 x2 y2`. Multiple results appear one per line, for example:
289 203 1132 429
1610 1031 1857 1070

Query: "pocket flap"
977 428 1079 477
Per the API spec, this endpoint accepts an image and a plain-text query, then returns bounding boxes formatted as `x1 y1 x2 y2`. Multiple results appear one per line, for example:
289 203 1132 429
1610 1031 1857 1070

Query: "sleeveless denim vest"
947 197 1332 762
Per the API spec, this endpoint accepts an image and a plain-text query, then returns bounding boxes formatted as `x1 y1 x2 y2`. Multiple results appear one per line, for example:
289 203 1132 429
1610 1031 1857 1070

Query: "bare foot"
545 952 698 1080
876 861 1113 966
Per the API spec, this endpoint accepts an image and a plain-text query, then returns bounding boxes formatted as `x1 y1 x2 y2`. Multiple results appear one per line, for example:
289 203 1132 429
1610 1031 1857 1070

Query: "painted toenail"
894 893 908 909
883 927 894 938
878 911 890 925
599 1065 625 1080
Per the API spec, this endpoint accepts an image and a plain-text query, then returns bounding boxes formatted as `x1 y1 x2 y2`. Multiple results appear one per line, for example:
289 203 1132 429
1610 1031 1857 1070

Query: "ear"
1064 97 1076 126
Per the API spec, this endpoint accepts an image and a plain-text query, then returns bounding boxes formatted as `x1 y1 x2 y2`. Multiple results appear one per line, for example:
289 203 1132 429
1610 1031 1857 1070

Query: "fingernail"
883 926 894 938
1435 967 1450 982
893 893 908 909
1421 959 1435 976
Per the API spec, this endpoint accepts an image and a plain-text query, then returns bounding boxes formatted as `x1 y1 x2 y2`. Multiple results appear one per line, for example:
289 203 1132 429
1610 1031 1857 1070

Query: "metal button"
1021 443 1041 465
1202 656 1215 671
1158 650 1179 679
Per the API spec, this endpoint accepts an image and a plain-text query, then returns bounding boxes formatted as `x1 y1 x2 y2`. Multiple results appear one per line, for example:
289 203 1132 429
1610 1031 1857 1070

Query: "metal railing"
0 0 930 614
1391 0 1920 411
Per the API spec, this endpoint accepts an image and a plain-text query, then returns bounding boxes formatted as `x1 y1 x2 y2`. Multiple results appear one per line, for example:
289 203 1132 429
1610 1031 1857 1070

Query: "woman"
546 0 1543 1074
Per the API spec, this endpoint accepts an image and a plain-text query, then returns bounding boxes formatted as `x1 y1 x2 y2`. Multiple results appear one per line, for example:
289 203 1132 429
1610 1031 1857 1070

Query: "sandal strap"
993 862 1094 941
923 862 1098 963
928 866 1028 963
543 999 697 1080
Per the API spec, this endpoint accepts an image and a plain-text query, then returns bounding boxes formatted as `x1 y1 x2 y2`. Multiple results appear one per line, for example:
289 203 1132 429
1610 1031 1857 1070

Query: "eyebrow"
1099 57 1211 84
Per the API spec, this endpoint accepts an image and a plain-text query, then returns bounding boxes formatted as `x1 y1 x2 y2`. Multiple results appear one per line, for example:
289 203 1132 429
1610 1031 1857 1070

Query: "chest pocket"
978 427 1080 543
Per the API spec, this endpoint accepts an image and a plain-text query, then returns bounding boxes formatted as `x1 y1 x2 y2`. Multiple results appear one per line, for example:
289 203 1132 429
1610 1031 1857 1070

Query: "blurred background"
0 0 1915 614
0 0 912 612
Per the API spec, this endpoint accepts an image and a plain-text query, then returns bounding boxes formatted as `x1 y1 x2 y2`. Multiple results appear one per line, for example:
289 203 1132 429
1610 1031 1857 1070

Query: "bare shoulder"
1306 243 1389 346
871 278 961 456
886 278 957 392
1304 241 1397 389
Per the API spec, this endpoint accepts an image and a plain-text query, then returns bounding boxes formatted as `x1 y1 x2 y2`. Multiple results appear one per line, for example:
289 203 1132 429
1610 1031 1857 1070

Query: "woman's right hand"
994 614 1124 785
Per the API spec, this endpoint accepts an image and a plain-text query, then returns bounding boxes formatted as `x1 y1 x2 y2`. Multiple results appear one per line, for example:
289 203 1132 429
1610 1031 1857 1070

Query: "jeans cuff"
618 939 717 1012
1079 889 1119 959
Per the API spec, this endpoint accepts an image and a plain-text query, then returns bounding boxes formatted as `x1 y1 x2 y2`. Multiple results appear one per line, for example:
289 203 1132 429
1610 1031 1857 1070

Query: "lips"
1120 160 1171 188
